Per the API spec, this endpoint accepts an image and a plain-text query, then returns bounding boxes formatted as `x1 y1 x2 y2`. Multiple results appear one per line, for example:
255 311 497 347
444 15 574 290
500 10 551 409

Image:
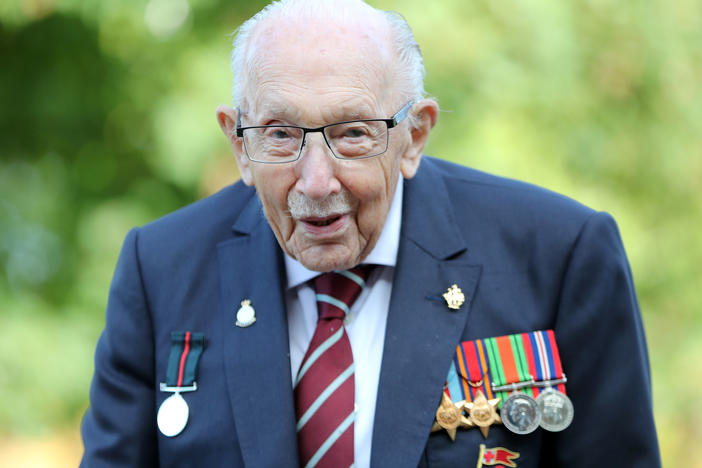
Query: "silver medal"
157 392 189 437
536 388 574 432
501 392 541 434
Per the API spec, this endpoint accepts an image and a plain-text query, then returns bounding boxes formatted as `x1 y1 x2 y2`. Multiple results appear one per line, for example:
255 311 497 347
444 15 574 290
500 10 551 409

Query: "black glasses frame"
235 100 414 163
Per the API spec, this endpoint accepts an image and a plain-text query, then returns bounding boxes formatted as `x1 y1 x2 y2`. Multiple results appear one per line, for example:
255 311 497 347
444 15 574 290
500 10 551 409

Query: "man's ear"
400 99 439 179
216 105 254 186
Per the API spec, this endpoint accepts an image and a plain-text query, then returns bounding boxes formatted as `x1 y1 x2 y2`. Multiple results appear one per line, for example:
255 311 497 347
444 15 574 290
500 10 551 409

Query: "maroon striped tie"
294 266 372 468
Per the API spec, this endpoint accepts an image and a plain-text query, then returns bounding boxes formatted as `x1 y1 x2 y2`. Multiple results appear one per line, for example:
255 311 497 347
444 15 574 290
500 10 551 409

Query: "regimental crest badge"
443 284 465 310
235 299 256 327
476 444 520 467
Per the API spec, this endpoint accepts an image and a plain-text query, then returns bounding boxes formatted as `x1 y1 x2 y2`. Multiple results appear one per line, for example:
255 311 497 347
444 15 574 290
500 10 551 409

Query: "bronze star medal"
432 392 472 441
465 389 501 439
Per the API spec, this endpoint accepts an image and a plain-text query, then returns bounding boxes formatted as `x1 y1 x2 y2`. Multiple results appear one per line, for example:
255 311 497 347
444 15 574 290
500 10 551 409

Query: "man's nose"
294 133 341 200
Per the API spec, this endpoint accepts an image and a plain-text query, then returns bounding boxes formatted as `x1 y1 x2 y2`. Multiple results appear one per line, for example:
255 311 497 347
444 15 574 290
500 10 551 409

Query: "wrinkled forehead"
241 15 397 117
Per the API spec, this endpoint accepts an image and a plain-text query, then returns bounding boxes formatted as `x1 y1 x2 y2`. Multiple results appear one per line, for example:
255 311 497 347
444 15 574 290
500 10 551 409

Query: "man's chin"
293 244 362 273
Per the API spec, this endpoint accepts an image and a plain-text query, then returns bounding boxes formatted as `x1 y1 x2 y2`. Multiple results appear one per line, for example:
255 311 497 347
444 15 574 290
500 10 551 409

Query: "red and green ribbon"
485 333 535 407
165 331 206 387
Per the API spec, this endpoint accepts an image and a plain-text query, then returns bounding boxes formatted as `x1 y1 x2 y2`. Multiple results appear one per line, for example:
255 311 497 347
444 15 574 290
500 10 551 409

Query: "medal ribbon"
445 330 567 405
523 330 566 395
446 338 495 403
165 331 206 387
485 334 534 408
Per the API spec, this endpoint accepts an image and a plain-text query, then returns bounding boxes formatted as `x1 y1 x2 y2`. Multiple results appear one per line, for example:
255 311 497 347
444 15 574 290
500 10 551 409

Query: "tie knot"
313 266 374 320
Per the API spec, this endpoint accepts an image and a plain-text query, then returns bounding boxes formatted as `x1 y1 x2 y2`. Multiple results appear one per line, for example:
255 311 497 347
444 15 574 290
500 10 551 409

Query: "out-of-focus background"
0 0 700 466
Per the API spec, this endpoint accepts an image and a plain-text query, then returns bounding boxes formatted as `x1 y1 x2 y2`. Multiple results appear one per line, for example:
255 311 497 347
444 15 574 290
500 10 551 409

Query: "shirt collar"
284 176 404 289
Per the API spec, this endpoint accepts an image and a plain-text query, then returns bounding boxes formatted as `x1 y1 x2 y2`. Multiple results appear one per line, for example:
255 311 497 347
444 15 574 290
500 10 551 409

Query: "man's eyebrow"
248 100 301 123
248 101 378 125
266 103 298 118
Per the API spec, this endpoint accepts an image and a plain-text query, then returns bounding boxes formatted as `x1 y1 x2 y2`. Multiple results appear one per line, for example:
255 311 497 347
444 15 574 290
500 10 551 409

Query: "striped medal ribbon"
449 339 496 403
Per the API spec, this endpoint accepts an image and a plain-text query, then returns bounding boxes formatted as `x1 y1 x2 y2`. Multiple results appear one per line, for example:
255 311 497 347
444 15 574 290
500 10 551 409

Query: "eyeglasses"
235 101 414 164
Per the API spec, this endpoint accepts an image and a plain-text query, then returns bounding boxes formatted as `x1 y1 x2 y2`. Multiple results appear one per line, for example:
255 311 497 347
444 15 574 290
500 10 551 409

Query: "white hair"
229 0 426 126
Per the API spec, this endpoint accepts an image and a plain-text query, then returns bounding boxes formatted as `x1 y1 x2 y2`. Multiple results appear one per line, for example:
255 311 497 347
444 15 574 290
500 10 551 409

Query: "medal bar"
160 382 198 393
491 375 567 393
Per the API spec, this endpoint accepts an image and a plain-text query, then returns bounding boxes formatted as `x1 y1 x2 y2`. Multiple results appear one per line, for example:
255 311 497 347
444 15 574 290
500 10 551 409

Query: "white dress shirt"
285 177 403 468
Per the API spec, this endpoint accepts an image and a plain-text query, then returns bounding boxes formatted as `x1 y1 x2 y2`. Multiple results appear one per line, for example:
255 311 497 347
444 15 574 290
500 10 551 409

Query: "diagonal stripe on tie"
294 265 374 468
304 411 355 468
334 270 366 287
297 364 354 431
295 327 344 387
315 294 351 315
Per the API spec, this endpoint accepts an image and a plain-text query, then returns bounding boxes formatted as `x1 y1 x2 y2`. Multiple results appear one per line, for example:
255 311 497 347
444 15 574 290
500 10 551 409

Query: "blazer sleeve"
547 212 661 466
80 228 159 467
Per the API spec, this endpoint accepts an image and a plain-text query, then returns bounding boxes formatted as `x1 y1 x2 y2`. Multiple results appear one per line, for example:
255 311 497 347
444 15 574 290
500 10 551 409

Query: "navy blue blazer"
81 157 661 467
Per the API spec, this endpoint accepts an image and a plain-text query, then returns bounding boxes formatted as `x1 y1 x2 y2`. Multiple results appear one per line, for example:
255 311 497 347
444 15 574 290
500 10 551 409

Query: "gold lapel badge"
235 300 256 327
443 284 465 310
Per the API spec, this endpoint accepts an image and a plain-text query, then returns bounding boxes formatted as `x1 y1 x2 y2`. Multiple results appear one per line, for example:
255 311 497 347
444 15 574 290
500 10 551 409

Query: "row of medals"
432 380 574 440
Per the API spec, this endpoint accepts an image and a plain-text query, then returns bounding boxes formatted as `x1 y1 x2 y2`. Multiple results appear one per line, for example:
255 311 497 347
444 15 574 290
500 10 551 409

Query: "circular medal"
537 388 574 432
157 393 189 437
501 392 541 434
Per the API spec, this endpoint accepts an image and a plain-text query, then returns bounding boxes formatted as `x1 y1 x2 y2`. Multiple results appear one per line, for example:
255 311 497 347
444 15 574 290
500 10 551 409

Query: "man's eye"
343 128 367 138
269 128 292 139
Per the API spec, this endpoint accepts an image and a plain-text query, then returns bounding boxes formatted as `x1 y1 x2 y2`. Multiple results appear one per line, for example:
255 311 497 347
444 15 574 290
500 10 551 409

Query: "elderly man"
81 0 660 467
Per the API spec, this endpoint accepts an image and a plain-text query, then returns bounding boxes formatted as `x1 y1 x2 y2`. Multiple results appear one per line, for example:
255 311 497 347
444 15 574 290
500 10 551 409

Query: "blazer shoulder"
420 157 597 229
125 180 262 276
138 180 257 242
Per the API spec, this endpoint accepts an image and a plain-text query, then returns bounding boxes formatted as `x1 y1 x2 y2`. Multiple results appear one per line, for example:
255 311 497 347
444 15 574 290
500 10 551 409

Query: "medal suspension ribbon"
483 330 567 406
522 330 567 395
447 339 495 403
165 331 206 388
485 333 534 408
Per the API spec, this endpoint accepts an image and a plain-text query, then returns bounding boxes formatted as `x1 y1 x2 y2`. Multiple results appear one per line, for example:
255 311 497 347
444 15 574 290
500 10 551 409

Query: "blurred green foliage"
1 0 700 465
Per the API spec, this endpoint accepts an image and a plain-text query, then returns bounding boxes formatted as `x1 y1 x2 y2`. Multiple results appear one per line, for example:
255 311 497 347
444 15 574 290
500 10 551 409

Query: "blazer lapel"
371 161 482 467
217 193 299 467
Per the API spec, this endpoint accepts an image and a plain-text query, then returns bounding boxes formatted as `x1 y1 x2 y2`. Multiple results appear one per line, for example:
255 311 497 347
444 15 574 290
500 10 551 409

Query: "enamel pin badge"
477 444 520 467
235 299 256 327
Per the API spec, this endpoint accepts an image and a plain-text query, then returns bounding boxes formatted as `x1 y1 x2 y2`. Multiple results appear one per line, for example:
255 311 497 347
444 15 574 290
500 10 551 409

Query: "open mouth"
306 215 341 227
300 214 348 235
